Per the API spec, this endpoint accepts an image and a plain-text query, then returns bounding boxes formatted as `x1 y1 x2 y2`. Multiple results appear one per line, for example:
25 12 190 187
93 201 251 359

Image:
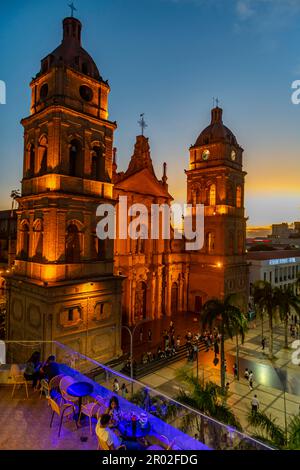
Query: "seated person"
24 351 41 388
39 355 60 381
106 396 121 426
96 414 144 450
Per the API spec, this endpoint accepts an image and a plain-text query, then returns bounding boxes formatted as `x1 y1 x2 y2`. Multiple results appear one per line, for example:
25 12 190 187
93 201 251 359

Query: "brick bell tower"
186 106 249 314
6 16 123 361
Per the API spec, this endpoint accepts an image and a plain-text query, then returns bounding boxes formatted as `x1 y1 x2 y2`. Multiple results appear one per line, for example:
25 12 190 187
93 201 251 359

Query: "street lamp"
122 318 150 396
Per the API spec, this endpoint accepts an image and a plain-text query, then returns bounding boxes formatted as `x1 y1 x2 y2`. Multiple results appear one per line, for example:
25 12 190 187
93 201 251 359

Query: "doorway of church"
195 296 202 313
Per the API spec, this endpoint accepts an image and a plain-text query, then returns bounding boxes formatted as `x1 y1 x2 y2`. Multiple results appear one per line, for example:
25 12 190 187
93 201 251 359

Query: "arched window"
208 184 216 206
65 223 81 263
69 140 82 177
236 186 242 208
38 136 48 173
91 146 103 180
206 232 215 254
227 183 234 206
20 222 30 260
33 219 43 260
29 144 35 175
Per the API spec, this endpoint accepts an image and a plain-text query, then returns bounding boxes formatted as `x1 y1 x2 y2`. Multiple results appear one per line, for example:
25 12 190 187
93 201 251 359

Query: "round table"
118 419 150 440
66 381 94 424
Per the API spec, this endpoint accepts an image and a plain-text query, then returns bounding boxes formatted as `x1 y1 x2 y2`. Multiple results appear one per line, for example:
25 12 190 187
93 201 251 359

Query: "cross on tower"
138 113 148 136
216 97 220 107
68 2 77 17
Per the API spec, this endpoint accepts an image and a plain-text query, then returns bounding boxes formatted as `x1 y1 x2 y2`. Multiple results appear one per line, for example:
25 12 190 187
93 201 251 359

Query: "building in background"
248 250 300 298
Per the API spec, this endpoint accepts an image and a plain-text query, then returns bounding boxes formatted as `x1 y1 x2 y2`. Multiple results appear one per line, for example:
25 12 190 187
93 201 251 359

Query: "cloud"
236 1 255 20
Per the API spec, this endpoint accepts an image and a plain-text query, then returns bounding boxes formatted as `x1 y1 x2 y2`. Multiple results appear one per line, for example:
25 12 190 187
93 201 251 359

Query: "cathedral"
6 15 248 361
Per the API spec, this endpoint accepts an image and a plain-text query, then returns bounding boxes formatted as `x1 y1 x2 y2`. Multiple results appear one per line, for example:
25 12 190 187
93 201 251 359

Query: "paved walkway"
138 319 300 435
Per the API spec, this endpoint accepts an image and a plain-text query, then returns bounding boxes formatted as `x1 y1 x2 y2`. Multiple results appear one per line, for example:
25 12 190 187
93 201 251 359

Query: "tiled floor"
0 385 98 450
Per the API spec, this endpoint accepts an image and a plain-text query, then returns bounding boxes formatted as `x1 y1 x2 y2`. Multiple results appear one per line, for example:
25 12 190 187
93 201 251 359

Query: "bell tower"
186 106 249 312
6 16 123 361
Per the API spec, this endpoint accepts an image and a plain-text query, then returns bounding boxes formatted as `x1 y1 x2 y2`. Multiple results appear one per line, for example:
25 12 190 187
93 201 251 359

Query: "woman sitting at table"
106 396 121 427
96 414 144 450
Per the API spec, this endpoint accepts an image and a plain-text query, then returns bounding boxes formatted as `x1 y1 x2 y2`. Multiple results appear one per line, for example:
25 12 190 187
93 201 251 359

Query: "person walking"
249 371 254 390
244 368 249 380
148 329 152 342
261 337 266 351
251 395 259 413
233 363 238 379
113 378 120 394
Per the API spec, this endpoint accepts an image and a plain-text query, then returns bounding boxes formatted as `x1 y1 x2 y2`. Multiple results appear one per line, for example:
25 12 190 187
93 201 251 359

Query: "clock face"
202 149 210 161
231 150 236 161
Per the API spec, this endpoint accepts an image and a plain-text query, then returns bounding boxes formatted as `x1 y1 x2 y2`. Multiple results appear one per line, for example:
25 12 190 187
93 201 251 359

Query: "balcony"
0 341 271 450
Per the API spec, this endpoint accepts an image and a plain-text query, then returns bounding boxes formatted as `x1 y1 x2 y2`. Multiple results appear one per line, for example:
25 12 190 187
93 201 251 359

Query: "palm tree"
175 368 242 446
248 409 300 449
252 281 277 360
231 311 248 380
201 296 246 391
274 285 300 349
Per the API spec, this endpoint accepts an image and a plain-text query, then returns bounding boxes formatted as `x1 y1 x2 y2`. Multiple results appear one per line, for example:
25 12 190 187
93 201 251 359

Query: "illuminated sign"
269 258 296 266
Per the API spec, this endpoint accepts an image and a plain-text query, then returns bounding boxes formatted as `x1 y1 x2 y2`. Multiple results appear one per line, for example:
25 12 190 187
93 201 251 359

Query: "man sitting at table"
96 414 144 450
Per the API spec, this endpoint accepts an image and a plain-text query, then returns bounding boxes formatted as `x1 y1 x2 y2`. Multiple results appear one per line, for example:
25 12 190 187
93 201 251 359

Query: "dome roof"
40 17 101 81
193 107 238 147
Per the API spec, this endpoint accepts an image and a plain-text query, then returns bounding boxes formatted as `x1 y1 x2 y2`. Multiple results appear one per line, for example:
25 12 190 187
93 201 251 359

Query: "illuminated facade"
113 136 189 325
6 17 123 361
6 15 249 351
186 106 249 312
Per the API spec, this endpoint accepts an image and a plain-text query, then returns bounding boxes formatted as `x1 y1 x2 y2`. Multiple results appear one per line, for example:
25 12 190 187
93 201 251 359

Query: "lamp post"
122 318 150 396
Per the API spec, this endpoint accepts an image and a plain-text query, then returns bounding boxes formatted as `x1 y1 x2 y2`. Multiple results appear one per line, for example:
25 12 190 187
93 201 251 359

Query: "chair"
49 374 64 402
79 401 99 435
10 364 28 399
40 378 50 398
47 397 76 437
59 376 78 404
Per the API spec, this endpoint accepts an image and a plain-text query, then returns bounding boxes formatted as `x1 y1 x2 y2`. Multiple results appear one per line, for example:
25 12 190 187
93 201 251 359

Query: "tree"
231 311 248 380
201 296 245 391
274 285 300 349
248 409 300 450
252 281 278 360
176 368 242 447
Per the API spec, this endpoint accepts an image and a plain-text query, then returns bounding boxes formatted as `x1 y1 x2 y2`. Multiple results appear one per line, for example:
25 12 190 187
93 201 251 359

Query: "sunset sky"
0 0 300 227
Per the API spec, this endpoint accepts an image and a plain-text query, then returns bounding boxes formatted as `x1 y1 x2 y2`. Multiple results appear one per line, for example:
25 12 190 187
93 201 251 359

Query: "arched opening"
236 185 242 208
227 183 234 206
208 184 216 206
135 281 147 321
206 232 215 254
91 146 103 180
238 231 244 254
69 140 83 177
65 223 81 263
171 282 179 315
33 219 43 261
228 231 235 255
20 222 30 260
29 144 35 176
38 136 48 173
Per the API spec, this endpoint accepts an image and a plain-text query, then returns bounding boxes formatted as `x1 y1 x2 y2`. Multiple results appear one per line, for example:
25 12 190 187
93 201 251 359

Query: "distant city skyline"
0 0 300 226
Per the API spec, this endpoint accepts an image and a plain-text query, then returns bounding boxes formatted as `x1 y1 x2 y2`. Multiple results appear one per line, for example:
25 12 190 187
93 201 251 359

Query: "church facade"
6 15 248 359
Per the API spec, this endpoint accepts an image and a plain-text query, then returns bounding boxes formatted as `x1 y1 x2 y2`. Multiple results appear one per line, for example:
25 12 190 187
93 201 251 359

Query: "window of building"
236 186 242 208
208 184 216 206
206 232 215 254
